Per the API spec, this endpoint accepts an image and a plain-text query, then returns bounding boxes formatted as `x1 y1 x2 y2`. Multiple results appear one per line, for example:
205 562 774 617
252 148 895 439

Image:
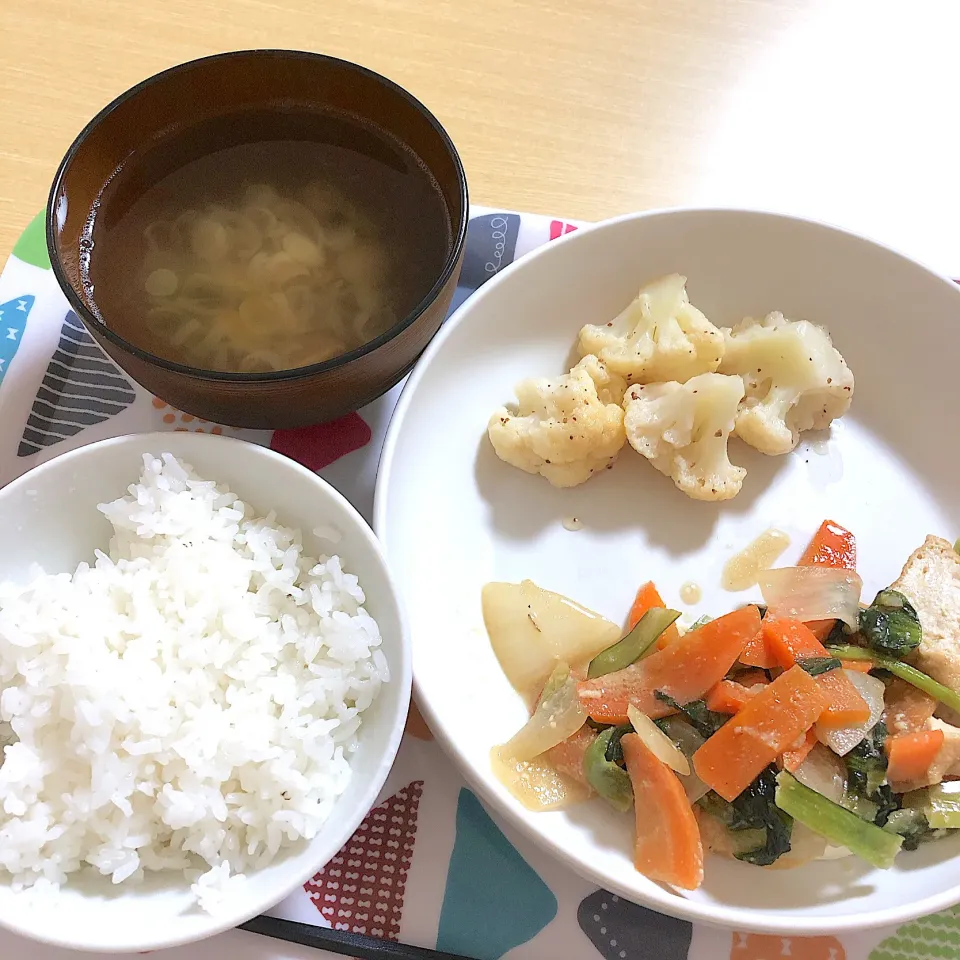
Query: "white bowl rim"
373 205 960 934
0 431 412 952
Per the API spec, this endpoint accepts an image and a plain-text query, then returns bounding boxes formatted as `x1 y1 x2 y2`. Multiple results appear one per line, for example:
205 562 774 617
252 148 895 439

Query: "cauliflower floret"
487 355 627 487
717 311 854 456
578 273 724 384
623 373 746 501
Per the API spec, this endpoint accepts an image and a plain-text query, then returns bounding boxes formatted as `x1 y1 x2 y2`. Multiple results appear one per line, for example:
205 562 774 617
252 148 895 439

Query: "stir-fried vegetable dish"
482 521 960 889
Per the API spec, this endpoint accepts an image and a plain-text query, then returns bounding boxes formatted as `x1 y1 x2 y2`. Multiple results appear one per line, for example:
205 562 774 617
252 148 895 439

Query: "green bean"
775 771 902 869
583 727 633 812
586 608 681 679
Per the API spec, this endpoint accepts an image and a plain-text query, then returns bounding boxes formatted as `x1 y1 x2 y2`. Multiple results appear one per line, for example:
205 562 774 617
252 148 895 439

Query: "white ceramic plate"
0 433 411 952
374 209 960 934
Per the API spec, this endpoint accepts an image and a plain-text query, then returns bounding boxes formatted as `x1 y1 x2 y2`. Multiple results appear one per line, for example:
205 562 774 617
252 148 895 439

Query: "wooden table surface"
3 0 960 272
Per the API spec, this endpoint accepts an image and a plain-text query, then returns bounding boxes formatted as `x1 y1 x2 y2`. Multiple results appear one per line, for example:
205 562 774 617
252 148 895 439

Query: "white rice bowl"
0 434 409 951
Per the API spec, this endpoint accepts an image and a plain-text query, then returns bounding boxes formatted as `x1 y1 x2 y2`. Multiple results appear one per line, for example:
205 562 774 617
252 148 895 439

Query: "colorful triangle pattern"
437 788 557 959
0 294 34 389
304 780 423 940
578 889 692 960
18 311 136 457
731 932 845 960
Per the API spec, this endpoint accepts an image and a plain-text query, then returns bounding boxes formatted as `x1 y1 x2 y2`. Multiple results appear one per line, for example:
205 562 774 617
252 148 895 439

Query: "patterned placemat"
0 208 956 960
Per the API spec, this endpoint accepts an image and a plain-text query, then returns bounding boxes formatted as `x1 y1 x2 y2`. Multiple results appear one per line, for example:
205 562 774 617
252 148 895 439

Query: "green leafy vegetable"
826 645 960 715
587 608 681 678
654 691 728 738
697 766 793 866
690 615 713 629
882 808 934 851
796 656 842 677
906 784 960 830
844 722 898 827
775 770 903 869
824 619 854 646
697 792 770 859
858 589 922 658
583 727 633 812
729 767 793 866
603 724 634 766
654 715 706 758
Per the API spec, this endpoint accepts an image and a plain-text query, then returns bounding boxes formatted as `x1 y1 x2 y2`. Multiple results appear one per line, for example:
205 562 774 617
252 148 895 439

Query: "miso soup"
83 105 452 374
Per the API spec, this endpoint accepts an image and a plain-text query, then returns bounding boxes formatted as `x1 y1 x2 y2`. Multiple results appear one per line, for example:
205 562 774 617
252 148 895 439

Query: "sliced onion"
681 774 710 805
758 566 863 631
490 746 591 811
501 670 587 762
819 844 854 860
815 670 886 756
769 822 828 869
793 744 847 804
482 581 620 705
627 704 690 775
656 715 709 802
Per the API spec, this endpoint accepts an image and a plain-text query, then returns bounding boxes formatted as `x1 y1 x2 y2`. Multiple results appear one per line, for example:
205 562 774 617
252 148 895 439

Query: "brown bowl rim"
45 48 470 383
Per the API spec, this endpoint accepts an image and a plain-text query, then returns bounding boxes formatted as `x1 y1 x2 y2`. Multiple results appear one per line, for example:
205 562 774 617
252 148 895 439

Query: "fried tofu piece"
892 535 960 695
924 717 960 785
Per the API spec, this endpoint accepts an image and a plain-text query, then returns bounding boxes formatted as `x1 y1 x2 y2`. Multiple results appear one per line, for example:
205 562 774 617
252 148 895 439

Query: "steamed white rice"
0 453 387 910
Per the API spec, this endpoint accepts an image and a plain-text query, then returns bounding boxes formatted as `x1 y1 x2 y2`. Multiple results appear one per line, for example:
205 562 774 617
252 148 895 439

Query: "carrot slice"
800 519 857 569
628 581 681 649
761 618 870 729
762 618 825 666
780 729 817 772
740 630 778 669
693 665 827 801
705 679 758 714
628 582 665 629
806 621 838 642
736 669 770 688
800 520 856 639
544 725 597 788
839 659 874 673
814 671 872 728
577 606 761 724
886 729 945 788
621 732 703 889
885 678 938 735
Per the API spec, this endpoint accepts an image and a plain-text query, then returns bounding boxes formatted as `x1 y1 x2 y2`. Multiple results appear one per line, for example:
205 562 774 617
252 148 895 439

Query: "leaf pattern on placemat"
578 889 692 960
11 212 50 270
17 311 135 457
868 907 960 960
304 781 423 940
